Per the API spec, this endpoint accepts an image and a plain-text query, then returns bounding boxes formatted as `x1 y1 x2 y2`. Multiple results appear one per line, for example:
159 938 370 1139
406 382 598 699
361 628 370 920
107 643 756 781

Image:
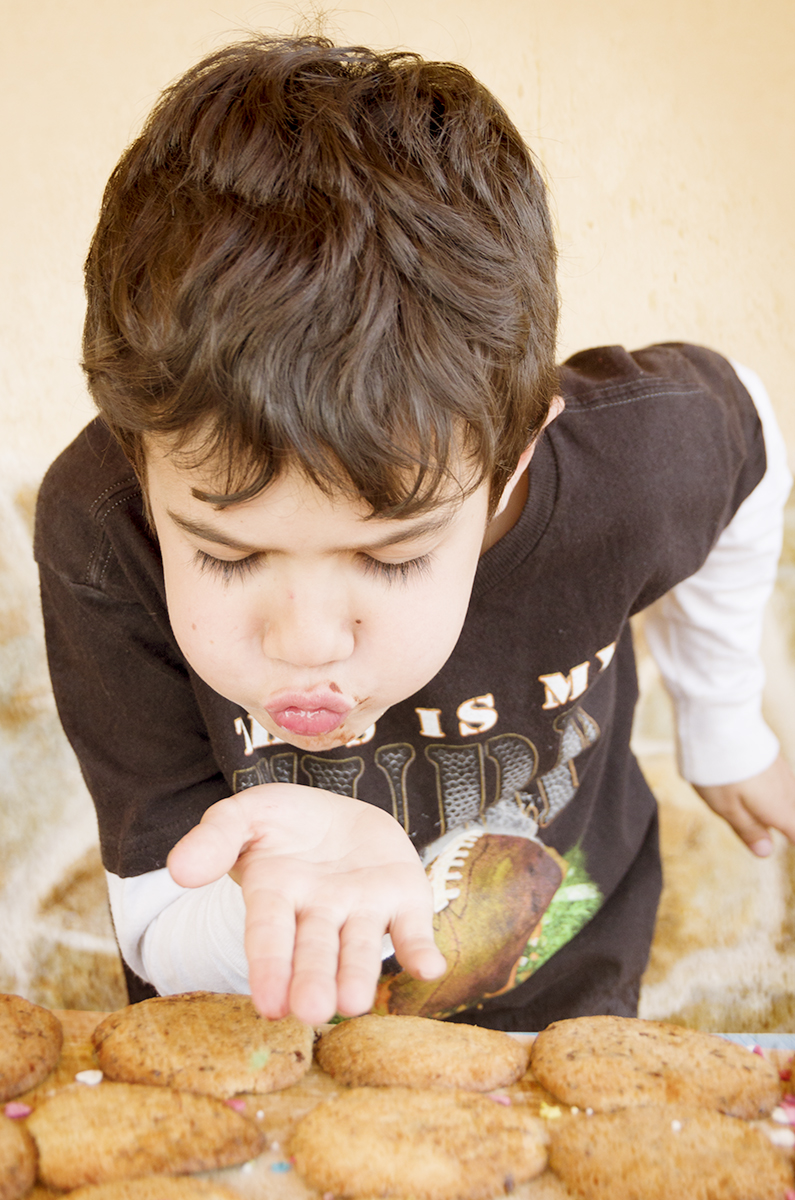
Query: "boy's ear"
493 395 565 519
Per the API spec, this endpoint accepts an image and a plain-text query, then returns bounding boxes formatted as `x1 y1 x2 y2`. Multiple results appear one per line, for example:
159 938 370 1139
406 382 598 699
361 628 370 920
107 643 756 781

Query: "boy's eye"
194 549 259 581
359 553 432 583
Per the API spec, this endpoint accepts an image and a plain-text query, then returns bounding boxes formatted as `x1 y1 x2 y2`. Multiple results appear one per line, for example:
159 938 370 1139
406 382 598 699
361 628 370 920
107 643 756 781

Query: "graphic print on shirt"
373 706 603 1017
233 696 605 1019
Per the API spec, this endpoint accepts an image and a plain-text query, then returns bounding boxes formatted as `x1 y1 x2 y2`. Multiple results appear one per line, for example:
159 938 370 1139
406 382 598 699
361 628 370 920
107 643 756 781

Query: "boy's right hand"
166 784 446 1026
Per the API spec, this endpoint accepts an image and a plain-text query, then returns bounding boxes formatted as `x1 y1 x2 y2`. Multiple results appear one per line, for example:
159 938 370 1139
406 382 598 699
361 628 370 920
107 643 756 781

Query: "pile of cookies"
1 990 793 1200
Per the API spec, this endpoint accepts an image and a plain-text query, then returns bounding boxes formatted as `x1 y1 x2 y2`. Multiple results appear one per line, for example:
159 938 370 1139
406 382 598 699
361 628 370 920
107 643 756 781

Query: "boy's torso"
35 342 766 1025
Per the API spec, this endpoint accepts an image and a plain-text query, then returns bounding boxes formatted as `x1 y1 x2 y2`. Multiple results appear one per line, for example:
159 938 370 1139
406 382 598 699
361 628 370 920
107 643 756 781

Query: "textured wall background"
1 0 793 1022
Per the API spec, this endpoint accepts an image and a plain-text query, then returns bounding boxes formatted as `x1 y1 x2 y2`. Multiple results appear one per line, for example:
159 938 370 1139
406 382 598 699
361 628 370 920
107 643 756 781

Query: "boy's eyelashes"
358 552 433 584
194 549 259 582
192 548 433 585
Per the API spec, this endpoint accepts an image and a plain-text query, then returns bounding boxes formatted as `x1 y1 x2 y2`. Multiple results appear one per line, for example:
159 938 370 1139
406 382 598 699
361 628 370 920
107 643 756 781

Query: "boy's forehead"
141 429 485 528
143 432 484 524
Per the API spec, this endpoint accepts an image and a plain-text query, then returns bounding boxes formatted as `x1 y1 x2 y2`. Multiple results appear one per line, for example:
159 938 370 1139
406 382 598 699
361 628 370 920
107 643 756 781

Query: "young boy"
35 35 794 1031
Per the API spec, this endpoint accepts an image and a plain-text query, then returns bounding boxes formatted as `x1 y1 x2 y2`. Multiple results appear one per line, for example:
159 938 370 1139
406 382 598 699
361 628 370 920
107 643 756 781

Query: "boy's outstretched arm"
644 360 793 855
692 753 795 857
167 783 446 1025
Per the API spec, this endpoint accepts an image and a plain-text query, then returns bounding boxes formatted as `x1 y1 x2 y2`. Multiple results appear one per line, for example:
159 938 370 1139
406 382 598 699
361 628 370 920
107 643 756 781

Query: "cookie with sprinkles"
530 1015 781 1118
92 991 312 1097
0 1114 37 1200
289 1085 548 1200
315 1013 529 1091
26 1080 266 1189
547 1103 794 1200
0 994 63 1102
66 1176 243 1200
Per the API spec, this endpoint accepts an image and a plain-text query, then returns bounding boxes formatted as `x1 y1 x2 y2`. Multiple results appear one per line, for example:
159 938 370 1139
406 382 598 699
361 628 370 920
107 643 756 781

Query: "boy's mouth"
266 690 353 737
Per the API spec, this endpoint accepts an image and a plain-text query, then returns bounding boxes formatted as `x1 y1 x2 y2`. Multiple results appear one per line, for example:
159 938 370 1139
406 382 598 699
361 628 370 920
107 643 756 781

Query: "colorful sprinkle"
270 1141 281 1152
671 1120 682 1132
784 1188 795 1200
490 1093 512 1106
75 1070 103 1086
780 1067 792 1082
225 1098 247 1112
323 1193 334 1200
774 1098 795 1127
270 1162 292 1174
250 1049 272 1070
585 1108 594 1116
752 1045 765 1057
4 1103 32 1119
256 1110 265 1120
539 1102 562 1120
767 1129 795 1149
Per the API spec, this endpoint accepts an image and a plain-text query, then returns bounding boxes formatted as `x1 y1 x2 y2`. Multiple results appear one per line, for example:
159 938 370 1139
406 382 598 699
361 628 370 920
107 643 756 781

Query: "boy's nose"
261 587 355 668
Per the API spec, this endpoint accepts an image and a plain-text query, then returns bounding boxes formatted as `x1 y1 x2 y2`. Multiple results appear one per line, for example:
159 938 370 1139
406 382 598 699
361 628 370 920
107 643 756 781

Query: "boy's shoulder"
34 418 150 591
554 342 764 500
558 341 752 412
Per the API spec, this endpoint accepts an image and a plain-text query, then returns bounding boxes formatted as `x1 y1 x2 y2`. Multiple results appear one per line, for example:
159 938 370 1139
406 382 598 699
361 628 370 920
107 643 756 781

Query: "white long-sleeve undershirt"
643 361 791 786
106 361 792 996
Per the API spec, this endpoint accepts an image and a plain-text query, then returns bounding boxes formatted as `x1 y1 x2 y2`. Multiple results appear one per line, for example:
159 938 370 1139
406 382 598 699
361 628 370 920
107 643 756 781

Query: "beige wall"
2 0 794 471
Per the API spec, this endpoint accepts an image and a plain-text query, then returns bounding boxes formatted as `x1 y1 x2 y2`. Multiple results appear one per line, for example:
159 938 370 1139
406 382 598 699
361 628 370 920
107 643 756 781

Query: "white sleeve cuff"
644 360 791 787
106 869 249 995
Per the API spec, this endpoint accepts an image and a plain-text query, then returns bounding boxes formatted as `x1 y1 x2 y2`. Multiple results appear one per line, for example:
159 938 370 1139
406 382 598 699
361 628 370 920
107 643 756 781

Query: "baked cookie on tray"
288 1085 548 1200
0 1114 37 1200
0 994 63 1102
547 1103 795 1200
315 1013 529 1090
92 991 312 1097
26 1080 266 1190
530 1015 781 1118
66 1176 243 1200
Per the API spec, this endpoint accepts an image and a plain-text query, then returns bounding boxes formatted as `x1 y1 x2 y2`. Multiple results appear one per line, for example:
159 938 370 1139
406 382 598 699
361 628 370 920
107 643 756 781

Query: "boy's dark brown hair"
82 35 558 516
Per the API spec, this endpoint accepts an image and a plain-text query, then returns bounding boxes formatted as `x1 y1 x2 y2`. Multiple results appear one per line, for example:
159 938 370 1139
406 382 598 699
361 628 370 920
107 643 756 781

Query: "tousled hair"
82 35 559 516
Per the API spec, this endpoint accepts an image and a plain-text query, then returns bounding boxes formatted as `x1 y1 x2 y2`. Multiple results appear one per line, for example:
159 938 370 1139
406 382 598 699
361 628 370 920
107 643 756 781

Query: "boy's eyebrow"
165 508 457 553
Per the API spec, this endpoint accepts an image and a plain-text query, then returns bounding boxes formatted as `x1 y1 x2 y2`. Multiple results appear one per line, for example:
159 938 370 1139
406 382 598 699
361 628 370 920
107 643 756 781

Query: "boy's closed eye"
193 546 433 585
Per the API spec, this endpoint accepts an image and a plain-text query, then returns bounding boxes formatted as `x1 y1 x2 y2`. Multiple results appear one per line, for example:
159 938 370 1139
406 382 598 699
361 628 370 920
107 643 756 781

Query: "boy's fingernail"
751 837 773 857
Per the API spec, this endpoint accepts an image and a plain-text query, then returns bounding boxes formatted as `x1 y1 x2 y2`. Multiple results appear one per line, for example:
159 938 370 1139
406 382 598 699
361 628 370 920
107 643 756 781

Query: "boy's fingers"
167 799 248 887
695 787 774 855
287 907 348 1025
335 910 392 1017
389 909 446 981
244 887 299 1020
728 811 775 855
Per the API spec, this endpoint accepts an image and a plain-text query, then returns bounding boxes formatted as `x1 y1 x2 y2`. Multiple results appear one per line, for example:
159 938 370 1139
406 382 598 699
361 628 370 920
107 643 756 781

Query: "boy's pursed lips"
265 688 355 737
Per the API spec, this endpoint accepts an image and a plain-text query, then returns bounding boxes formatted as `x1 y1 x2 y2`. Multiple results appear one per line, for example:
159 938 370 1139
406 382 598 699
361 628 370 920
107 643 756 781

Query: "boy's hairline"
137 425 500 526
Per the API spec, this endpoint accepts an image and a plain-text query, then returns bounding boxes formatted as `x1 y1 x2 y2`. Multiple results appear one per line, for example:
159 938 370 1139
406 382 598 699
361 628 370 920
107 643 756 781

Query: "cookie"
66 1177 242 1200
0 1115 37 1200
530 1015 781 1118
92 991 312 1096
26 1080 265 1189
547 1103 794 1200
231 1059 346 1145
289 1085 548 1200
315 1014 529 1090
0 995 63 1102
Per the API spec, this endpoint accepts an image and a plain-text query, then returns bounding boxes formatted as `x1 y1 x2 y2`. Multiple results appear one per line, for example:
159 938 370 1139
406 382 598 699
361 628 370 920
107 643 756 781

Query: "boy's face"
146 441 510 752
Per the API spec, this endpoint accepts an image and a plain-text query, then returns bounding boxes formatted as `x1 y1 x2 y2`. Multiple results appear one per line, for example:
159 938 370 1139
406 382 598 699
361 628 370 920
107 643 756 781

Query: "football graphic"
374 828 564 1018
